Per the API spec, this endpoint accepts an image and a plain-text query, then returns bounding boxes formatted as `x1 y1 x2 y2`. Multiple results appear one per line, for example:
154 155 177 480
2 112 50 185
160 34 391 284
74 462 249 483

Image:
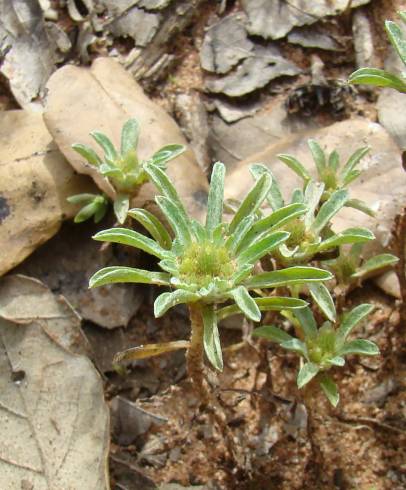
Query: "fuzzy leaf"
318 227 374 252
277 154 311 181
304 181 324 228
252 325 293 343
339 339 379 356
244 267 332 289
228 173 272 233
71 143 102 166
294 306 318 339
281 339 307 357
73 201 98 223
348 68 406 93
154 290 200 317
297 362 319 388
345 198 375 217
337 304 374 342
327 356 345 367
308 139 326 176
328 150 339 171
309 283 336 322
128 208 172 249
217 296 307 320
311 189 348 235
93 227 168 259
230 286 261 322
385 19 406 66
93 198 109 223
237 231 289 265
67 193 99 204
351 254 399 278
206 162 225 233
319 375 339 407
114 341 189 363
340 147 369 183
225 216 255 254
250 163 284 210
121 119 140 155
113 193 130 224
151 144 185 166
202 306 223 371
156 196 192 246
90 131 118 161
89 266 170 288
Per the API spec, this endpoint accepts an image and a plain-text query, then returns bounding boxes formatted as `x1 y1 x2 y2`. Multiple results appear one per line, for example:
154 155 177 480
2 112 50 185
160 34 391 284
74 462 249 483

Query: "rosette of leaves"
88 161 333 401
71 118 185 224
252 304 379 406
277 139 375 216
349 11 406 93
249 164 375 321
67 193 109 223
325 243 399 294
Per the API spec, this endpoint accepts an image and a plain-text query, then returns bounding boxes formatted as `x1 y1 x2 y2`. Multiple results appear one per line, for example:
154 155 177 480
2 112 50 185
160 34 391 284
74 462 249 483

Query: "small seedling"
70 118 185 224
89 162 332 399
67 193 109 223
253 304 379 406
349 11 406 93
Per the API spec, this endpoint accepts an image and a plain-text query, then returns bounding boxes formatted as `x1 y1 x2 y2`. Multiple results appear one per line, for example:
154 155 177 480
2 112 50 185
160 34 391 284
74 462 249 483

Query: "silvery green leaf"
309 283 336 322
319 375 339 407
73 201 98 223
206 162 225 233
156 196 192 246
229 173 272 233
154 290 200 317
294 306 318 339
291 188 304 204
237 231 289 265
250 163 284 210
114 193 130 224
230 264 253 285
328 150 339 171
252 325 293 343
144 163 189 221
351 254 399 278
339 339 379 356
217 296 307 320
348 68 406 93
89 266 170 288
308 139 326 176
318 227 374 252
225 216 255 254
121 118 140 155
303 181 324 228
342 169 361 186
67 193 97 205
277 154 310 182
311 189 348 235
202 306 223 371
297 362 319 388
99 164 123 179
385 19 406 66
337 304 374 343
340 146 369 183
345 198 375 217
230 286 261 322
93 197 109 223
244 267 332 289
158 259 178 274
71 143 102 166
93 228 168 259
191 219 207 242
281 339 308 358
327 356 345 367
128 208 172 249
90 131 118 161
151 144 185 166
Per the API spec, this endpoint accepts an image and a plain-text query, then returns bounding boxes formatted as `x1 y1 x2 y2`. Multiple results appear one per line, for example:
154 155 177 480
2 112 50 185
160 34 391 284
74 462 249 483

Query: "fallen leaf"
0 274 110 489
114 341 190 363
44 57 208 219
0 111 95 277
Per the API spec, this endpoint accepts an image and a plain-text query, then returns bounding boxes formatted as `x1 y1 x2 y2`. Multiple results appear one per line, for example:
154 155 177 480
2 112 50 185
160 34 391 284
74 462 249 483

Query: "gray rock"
108 7 160 47
139 0 171 9
288 26 341 51
200 13 253 74
241 0 370 40
209 101 318 168
352 9 377 69
212 97 262 123
206 45 300 97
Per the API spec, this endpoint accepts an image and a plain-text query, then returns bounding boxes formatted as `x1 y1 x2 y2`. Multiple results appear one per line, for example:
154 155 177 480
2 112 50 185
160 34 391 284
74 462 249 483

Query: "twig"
336 413 406 435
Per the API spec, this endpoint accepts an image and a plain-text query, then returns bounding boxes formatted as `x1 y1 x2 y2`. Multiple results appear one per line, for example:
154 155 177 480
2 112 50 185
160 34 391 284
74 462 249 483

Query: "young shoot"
88 162 332 395
253 304 380 406
67 193 109 223
349 11 406 93
70 118 185 224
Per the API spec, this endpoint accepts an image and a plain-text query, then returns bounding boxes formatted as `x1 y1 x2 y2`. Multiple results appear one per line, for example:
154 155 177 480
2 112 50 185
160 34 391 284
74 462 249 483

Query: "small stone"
288 26 341 51
108 7 160 47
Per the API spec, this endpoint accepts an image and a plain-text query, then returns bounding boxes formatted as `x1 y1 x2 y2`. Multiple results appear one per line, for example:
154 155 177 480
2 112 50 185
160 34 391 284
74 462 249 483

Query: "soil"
3 0 406 489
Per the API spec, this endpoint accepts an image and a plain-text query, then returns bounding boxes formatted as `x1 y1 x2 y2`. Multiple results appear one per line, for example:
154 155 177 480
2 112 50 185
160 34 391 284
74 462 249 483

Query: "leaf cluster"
349 11 406 93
